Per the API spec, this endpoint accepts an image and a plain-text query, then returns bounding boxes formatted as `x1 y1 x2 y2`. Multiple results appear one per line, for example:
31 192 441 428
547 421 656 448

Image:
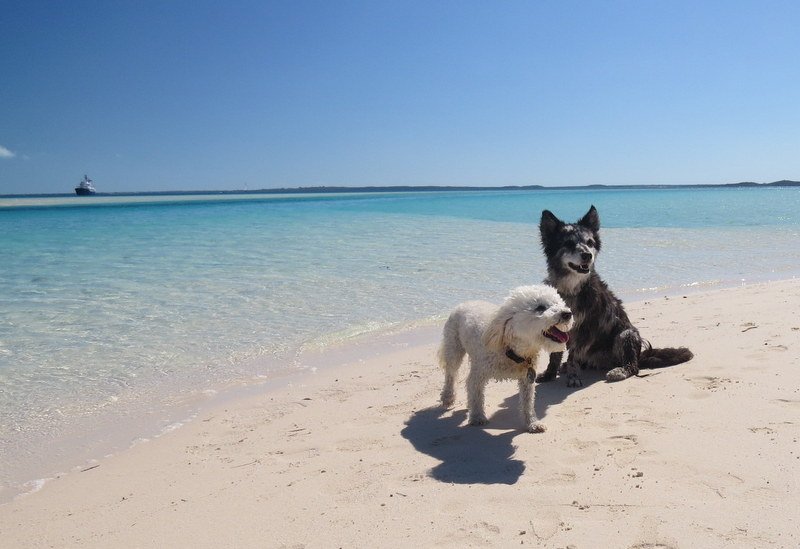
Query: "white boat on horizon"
75 175 96 195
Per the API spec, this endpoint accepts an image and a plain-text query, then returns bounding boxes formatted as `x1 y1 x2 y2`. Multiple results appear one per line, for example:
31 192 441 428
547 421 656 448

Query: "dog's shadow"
401 372 606 485
401 407 526 484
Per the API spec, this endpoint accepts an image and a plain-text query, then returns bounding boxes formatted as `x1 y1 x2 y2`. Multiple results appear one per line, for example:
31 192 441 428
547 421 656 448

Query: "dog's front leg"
518 379 546 433
564 360 583 387
536 351 562 383
607 328 641 382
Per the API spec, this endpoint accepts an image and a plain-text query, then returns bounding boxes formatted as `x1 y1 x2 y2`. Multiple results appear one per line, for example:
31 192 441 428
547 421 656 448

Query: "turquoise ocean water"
1 186 799 500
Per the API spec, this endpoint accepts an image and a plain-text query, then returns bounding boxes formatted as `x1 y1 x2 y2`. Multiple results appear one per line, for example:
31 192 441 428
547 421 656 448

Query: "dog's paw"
526 421 547 433
536 371 556 383
566 373 583 388
606 367 630 382
468 414 488 426
440 389 455 408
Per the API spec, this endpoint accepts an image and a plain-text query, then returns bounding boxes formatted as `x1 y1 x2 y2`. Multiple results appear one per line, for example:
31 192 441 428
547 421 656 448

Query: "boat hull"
75 187 96 196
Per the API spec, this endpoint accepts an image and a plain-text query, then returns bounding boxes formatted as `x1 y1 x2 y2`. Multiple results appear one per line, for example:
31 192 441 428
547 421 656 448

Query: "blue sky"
2 1 799 194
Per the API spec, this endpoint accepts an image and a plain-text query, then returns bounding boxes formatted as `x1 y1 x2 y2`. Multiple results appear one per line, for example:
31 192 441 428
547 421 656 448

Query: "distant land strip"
225 180 800 194
3 180 799 199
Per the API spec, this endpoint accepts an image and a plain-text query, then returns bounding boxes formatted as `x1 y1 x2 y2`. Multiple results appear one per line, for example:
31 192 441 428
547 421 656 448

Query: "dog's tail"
639 343 693 369
437 316 466 373
438 315 466 408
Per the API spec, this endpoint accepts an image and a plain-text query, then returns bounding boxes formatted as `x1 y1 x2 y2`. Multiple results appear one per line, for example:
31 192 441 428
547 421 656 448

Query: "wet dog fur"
438 285 573 432
537 205 693 386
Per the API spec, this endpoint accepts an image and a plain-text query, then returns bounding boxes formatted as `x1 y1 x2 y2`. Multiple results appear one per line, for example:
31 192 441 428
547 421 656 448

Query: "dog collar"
505 348 529 364
506 348 537 384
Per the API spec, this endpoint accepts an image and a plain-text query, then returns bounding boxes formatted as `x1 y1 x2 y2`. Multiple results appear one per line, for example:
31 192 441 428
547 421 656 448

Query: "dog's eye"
534 305 547 313
586 239 596 248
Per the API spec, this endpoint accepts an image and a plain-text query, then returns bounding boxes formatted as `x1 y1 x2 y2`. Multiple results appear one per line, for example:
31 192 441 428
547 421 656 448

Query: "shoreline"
0 320 446 505
1 275 797 505
1 278 798 547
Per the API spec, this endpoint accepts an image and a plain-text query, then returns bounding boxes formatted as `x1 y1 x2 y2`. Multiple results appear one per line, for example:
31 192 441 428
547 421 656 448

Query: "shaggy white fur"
438 285 573 433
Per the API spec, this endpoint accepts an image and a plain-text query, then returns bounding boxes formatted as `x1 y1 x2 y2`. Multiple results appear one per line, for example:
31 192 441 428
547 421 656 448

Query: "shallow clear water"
1 186 799 499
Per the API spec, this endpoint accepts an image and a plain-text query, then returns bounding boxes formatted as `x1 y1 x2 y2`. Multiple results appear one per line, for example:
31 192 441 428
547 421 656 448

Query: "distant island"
76 179 800 196
243 180 800 194
108 179 800 196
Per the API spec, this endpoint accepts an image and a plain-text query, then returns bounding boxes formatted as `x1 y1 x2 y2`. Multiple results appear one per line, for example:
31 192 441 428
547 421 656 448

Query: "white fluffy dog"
438 285 573 433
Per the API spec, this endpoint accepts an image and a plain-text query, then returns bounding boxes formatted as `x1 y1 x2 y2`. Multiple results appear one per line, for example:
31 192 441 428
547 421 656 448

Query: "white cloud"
0 145 16 159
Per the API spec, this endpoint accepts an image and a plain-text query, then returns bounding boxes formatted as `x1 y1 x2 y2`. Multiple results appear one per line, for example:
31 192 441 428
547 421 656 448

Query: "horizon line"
2 179 799 199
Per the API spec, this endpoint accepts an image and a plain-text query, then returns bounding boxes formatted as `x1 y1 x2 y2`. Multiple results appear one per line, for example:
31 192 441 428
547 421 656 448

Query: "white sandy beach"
1 279 798 548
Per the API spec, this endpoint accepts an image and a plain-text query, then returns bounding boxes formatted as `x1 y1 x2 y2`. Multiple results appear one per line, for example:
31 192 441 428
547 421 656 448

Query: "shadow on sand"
401 407 526 484
533 367 607 420
401 370 607 485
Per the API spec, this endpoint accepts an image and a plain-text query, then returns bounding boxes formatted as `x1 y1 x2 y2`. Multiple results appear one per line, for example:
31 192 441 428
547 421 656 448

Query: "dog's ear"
539 210 562 241
578 205 600 232
482 314 510 352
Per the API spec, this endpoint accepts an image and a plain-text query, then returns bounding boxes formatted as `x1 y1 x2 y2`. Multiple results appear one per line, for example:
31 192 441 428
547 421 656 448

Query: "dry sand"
1 279 798 548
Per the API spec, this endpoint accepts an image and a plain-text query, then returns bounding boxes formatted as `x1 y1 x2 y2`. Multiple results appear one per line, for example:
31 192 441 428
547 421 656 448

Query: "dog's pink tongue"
547 326 570 344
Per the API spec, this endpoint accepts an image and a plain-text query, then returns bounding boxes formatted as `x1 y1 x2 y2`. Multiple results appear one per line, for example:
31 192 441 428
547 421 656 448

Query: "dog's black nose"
580 252 592 262
561 311 573 320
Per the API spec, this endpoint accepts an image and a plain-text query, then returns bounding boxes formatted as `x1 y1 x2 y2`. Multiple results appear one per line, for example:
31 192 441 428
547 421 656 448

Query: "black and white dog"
537 205 693 386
